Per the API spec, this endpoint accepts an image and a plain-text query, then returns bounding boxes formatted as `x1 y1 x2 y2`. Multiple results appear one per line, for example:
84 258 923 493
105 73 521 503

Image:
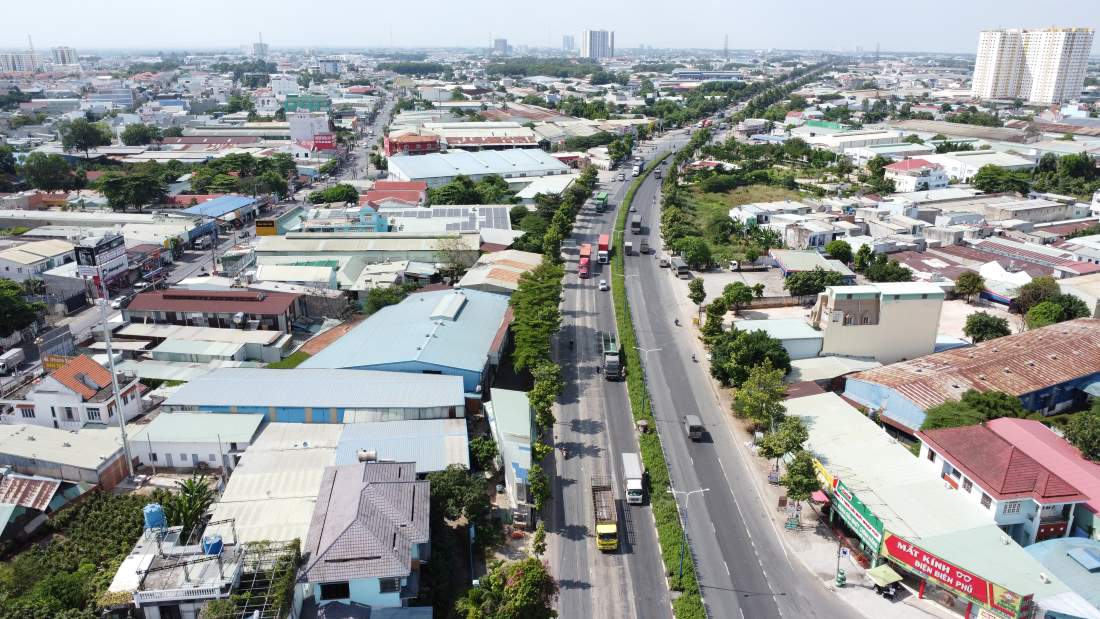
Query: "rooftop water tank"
143 503 167 530
201 534 224 556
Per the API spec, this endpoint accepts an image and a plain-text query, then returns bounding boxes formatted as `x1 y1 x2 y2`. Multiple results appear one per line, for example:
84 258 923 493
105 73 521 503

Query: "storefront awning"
1082 381 1100 398
867 564 903 588
811 490 830 503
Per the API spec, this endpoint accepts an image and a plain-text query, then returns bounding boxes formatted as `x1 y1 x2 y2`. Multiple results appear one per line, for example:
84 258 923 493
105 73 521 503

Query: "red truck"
597 234 610 264
579 244 592 278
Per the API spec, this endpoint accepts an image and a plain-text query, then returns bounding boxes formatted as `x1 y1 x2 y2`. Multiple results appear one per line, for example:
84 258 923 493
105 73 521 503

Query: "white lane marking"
724 561 731 576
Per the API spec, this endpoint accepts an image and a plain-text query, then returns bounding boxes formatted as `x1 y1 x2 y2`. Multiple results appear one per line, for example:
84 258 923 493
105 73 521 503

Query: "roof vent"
62 442 71 447
1003 367 1012 374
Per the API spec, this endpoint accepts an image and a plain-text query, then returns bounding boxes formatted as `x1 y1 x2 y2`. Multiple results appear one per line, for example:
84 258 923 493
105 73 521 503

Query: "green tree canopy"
20 152 80 191
722 281 755 313
120 123 163 146
308 183 360 204
455 557 559 619
954 271 985 302
95 170 168 211
60 118 112 158
427 464 493 535
0 278 43 337
824 239 852 264
675 237 712 269
1025 301 1064 329
1065 403 1100 462
1015 276 1060 314
863 254 913 282
710 328 791 387
781 450 821 503
963 311 1011 343
921 390 1027 431
688 278 707 306
783 267 845 296
972 165 1029 194
732 361 788 430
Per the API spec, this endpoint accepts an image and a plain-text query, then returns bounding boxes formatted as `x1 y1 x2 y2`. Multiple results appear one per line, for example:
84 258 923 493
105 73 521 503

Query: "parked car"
618 173 626 181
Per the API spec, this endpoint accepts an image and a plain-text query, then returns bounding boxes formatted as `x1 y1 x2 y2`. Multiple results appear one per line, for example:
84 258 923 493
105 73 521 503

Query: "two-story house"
809 282 945 363
122 288 302 334
301 461 429 612
0 355 142 430
918 423 1088 546
0 239 75 282
883 159 949 193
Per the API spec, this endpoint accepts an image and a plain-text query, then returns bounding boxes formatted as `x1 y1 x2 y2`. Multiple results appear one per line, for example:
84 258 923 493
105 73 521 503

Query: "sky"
3 0 1098 54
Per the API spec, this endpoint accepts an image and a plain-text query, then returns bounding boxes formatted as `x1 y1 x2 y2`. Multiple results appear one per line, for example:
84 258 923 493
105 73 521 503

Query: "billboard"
832 479 884 550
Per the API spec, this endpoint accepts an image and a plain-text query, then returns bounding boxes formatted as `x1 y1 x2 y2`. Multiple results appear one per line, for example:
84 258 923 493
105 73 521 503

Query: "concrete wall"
313 577 402 609
821 295 942 363
132 439 248 471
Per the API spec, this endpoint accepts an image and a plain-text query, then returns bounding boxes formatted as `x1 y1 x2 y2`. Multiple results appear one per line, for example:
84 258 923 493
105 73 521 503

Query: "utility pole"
90 275 133 478
668 487 709 583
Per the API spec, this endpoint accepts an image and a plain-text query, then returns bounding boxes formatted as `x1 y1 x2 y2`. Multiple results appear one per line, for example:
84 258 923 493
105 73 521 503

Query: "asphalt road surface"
623 153 861 619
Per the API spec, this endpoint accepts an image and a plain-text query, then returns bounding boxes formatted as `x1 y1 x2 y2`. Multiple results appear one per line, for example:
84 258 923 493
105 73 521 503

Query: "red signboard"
884 533 989 604
313 133 336 150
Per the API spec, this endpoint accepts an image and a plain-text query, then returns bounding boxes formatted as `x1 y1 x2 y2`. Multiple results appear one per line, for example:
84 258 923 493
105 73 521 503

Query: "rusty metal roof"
849 318 1100 410
0 474 60 510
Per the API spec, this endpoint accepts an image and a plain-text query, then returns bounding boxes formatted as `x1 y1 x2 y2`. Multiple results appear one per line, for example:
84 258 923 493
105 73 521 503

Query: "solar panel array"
390 206 512 231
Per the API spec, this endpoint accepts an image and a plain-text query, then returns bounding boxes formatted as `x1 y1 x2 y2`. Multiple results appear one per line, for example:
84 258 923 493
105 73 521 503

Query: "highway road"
550 131 687 619
623 148 862 619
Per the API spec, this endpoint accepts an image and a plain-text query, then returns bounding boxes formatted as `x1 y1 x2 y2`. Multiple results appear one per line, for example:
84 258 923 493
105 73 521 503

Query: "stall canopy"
867 564 903 588
811 490 830 503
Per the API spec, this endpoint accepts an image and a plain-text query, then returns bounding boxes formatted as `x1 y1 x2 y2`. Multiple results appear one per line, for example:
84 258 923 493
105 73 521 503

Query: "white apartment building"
0 51 41 73
581 30 615 60
288 111 329 141
972 27 1095 104
51 47 78 65
883 159 949 193
809 282 945 363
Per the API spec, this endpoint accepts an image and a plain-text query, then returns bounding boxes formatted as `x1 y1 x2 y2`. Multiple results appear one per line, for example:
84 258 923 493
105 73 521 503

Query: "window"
949 466 961 480
926 448 936 462
981 493 992 509
208 454 217 462
180 453 187 463
1003 502 1021 514
20 409 34 418
379 577 401 594
64 407 75 420
963 478 973 493
150 453 158 462
319 582 350 600
86 407 100 421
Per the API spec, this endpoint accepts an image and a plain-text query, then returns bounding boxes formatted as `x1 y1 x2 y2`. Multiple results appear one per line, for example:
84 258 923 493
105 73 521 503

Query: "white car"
598 280 609 291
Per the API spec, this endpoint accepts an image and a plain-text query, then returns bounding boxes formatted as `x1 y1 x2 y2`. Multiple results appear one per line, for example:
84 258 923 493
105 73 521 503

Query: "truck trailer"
600 331 624 381
621 453 646 505
591 476 619 551
597 234 610 264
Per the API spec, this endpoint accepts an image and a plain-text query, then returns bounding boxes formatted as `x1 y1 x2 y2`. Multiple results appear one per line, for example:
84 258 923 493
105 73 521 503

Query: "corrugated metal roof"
334 419 469 473
387 148 569 181
0 425 122 471
0 474 60 510
179 195 257 218
849 318 1100 411
128 412 264 445
163 368 465 410
300 289 510 374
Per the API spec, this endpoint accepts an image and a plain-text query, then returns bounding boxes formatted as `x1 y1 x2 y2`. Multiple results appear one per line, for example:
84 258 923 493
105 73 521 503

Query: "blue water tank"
143 503 167 530
201 534 224 556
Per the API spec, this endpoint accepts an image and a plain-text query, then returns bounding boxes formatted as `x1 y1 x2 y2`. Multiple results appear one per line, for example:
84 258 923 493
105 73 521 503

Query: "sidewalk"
662 273 958 619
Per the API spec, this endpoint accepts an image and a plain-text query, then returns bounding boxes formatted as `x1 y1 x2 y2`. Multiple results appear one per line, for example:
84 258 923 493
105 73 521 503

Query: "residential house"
0 240 74 282
0 355 142 431
768 249 856 282
918 423 1087 546
128 412 264 471
301 461 429 610
809 282 945 363
883 159 949 193
485 389 535 527
122 288 302 333
0 424 127 489
383 133 442 157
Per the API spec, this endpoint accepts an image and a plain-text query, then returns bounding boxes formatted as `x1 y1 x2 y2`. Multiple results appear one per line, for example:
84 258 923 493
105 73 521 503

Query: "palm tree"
154 477 216 540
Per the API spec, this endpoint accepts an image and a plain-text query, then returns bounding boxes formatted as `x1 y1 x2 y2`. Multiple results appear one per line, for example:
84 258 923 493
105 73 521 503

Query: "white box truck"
621 452 645 505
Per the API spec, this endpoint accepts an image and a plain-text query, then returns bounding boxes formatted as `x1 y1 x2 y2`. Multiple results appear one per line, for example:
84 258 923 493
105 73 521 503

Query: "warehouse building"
844 318 1100 433
128 412 264 471
161 367 465 422
386 148 571 188
0 424 127 490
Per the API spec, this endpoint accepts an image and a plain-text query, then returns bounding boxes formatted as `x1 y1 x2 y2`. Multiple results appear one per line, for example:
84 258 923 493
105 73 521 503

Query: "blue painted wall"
354 361 483 394
314 577 402 609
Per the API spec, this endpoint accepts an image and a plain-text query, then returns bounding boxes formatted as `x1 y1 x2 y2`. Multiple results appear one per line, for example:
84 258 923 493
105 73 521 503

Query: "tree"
1025 301 1064 329
531 521 547 556
60 118 111 159
963 312 1011 343
853 244 872 272
528 463 550 512
529 361 562 432
781 450 821 503
921 390 1027 430
427 464 493 529
972 165 1029 194
469 436 499 472
722 281 755 314
510 263 565 373
120 123 162 146
824 239 852 264
758 416 808 468
1015 276 1060 314
20 152 77 191
361 283 415 315
163 126 184 138
687 278 707 306
1050 293 1090 322
783 267 845 296
863 254 913 282
954 271 985 303
710 328 791 387
0 279 44 337
731 361 788 430
435 236 477 280
96 170 168 211
151 477 216 538
702 297 728 340
308 183 359 204
200 599 239 619
455 557 559 619
675 237 712 269
1065 404 1100 462
257 170 289 198
429 175 481 205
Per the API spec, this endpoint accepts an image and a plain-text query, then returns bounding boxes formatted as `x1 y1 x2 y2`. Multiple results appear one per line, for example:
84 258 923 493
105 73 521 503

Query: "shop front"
882 533 1033 619
823 473 885 563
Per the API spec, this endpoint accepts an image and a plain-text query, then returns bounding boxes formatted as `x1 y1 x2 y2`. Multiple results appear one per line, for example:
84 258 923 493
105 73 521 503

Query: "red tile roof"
359 190 423 207
390 134 439 145
988 418 1100 514
51 355 112 400
884 158 941 172
126 289 300 316
919 424 1087 503
849 318 1100 410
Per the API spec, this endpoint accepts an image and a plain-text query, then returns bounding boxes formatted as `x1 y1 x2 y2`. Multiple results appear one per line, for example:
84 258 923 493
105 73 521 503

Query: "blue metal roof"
180 195 258 218
301 289 510 373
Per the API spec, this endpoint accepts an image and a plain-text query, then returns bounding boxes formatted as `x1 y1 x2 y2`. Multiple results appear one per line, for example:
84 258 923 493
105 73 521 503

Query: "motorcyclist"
674 318 680 326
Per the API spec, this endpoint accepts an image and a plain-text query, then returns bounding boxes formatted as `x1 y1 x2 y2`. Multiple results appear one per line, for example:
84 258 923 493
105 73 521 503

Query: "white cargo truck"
621 452 645 505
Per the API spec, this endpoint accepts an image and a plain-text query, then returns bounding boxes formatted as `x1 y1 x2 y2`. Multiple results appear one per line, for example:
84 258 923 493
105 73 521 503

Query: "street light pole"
668 487 709 584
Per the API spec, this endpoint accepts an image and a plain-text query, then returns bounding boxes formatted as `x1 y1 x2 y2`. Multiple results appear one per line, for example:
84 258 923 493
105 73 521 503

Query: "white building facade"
809 282 945 363
581 30 615 60
972 28 1095 104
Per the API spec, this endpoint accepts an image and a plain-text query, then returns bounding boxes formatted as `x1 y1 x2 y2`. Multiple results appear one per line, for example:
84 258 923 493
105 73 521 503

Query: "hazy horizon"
3 0 1098 56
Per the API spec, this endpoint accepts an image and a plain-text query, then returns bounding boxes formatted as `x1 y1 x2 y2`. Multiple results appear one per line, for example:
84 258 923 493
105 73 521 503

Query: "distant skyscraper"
493 38 509 56
0 51 40 72
972 27 1094 104
581 30 614 60
562 35 575 52
51 46 78 65
252 32 268 58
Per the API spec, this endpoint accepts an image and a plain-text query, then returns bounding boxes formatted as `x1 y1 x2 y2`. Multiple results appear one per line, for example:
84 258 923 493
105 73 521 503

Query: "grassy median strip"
611 152 706 619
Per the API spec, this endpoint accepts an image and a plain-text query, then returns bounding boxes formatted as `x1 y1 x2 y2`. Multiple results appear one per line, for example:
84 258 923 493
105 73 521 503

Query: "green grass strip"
611 151 706 619
265 350 311 368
